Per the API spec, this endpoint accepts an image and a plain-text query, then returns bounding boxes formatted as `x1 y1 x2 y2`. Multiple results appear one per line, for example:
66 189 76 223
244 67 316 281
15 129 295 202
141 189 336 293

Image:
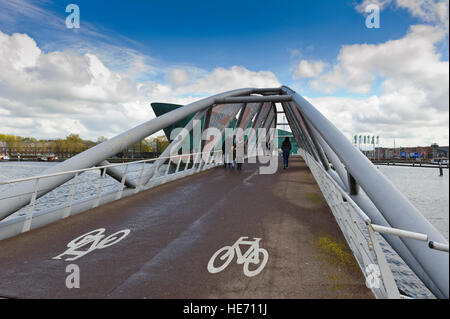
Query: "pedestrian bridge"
0 86 448 299
0 158 375 298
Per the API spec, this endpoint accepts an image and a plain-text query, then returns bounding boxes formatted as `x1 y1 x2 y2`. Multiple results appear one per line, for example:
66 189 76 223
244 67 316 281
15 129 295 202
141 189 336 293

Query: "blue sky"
2 0 428 85
0 0 448 146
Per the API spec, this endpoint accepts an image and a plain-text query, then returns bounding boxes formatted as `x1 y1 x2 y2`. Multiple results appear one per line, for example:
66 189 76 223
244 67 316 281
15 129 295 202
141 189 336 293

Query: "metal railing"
0 150 223 239
301 148 448 299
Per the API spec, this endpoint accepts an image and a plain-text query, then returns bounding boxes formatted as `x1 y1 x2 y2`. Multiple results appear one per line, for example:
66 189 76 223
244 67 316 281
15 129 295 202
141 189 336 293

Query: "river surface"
0 161 448 298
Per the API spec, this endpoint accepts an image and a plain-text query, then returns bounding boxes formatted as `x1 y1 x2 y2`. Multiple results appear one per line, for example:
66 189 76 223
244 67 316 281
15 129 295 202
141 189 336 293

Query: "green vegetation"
0 133 169 158
306 192 325 204
316 235 358 270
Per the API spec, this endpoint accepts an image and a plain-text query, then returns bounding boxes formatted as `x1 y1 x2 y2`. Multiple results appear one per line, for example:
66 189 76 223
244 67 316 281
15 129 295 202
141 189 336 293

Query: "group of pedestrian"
221 136 293 171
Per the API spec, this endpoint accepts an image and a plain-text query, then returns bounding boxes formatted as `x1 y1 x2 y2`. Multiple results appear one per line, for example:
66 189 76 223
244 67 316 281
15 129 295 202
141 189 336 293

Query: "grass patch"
316 235 358 271
306 192 325 203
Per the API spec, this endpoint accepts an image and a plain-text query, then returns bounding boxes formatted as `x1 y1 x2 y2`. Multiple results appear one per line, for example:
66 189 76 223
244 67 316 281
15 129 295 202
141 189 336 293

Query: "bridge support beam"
281 85 449 299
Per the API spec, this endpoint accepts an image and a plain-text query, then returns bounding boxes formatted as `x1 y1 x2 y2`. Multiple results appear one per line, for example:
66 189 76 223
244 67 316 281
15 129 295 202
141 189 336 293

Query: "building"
373 144 449 160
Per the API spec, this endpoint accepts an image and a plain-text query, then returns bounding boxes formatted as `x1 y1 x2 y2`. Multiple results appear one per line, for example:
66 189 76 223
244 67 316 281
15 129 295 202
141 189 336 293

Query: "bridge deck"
0 157 373 298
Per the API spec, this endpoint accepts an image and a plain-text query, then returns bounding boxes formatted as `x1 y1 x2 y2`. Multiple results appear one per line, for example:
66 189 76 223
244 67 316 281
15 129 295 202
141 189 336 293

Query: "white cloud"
310 24 448 100
0 30 281 141
293 60 326 79
171 66 280 95
293 21 449 147
301 27 448 145
165 68 190 87
307 93 449 147
356 0 449 29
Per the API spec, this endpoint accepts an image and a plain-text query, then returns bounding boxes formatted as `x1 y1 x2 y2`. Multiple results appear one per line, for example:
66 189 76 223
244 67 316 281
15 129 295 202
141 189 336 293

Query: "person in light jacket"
235 135 244 171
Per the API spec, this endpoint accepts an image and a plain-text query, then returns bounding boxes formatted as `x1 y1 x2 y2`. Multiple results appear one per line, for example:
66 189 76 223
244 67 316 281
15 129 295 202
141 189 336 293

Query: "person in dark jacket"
281 137 292 169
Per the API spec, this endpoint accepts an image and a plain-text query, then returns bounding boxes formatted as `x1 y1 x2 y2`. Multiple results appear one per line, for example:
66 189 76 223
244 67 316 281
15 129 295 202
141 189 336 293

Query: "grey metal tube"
215 95 292 104
144 109 208 182
282 86 449 298
0 88 255 221
289 105 329 170
98 160 137 189
244 103 264 151
251 87 283 94
302 118 330 172
283 102 320 162
311 129 350 192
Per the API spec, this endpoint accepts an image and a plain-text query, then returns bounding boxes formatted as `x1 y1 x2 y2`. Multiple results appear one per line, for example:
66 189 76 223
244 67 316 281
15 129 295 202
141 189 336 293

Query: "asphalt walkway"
0 157 373 298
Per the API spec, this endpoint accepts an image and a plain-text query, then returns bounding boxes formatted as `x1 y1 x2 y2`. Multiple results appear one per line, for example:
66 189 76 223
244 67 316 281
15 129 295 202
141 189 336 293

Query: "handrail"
0 149 224 237
0 151 220 186
370 224 428 242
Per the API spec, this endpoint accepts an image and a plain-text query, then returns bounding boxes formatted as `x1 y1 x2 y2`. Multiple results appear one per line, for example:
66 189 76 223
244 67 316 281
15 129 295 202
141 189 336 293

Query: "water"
374 165 448 298
0 161 160 221
0 161 448 298
376 165 449 241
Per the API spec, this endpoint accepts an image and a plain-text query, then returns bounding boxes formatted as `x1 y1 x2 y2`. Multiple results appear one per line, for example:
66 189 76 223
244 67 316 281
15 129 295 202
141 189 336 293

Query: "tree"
155 135 169 153
48 140 57 154
66 133 84 156
55 139 67 156
39 139 47 154
141 138 153 152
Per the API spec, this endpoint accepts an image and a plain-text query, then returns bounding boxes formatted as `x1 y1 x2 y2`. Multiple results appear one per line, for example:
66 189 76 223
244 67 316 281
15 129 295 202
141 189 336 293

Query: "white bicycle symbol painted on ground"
53 228 130 261
207 237 269 277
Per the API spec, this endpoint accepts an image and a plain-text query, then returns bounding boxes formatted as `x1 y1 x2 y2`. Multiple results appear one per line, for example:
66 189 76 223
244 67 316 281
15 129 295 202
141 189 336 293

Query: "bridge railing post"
135 162 147 193
175 155 182 174
164 159 171 178
117 164 129 199
92 166 107 209
367 223 401 299
64 172 79 218
184 154 191 172
21 177 40 233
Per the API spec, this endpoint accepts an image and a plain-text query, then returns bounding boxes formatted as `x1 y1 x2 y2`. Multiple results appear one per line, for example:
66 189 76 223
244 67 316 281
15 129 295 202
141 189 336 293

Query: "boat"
47 154 58 161
430 158 448 165
39 154 58 162
0 141 9 161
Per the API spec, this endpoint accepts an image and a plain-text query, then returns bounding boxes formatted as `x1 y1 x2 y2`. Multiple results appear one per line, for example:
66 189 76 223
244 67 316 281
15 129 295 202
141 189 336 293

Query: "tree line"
0 133 170 158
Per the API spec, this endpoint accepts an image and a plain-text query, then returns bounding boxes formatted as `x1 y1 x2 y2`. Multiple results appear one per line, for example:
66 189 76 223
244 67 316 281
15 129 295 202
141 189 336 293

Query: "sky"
0 0 448 147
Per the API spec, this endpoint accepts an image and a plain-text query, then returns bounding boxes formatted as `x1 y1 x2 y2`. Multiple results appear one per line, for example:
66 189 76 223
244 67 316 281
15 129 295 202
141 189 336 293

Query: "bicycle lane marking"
104 170 261 296
52 228 131 262
207 236 269 277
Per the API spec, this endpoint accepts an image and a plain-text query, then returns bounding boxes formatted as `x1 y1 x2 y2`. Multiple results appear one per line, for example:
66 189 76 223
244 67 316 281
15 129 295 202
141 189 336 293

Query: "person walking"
222 141 227 168
223 135 233 168
236 135 244 171
281 137 292 169
231 140 236 169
